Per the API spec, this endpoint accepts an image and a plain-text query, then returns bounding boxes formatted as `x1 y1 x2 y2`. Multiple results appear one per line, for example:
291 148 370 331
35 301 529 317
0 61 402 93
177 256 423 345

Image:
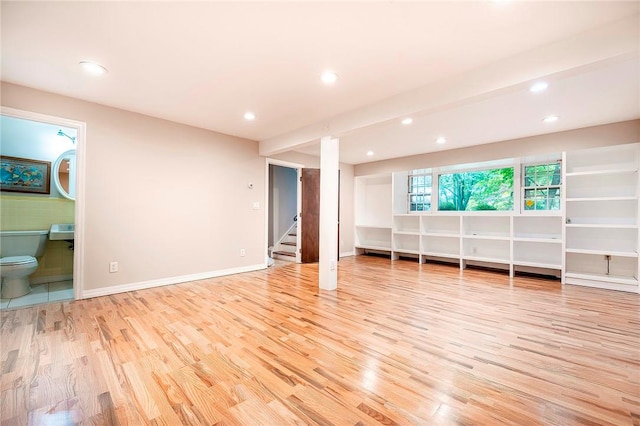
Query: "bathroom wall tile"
2 195 74 282
0 299 9 310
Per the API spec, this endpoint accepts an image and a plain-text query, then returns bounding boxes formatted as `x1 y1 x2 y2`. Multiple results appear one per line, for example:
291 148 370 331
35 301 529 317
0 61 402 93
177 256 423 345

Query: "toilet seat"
0 256 36 266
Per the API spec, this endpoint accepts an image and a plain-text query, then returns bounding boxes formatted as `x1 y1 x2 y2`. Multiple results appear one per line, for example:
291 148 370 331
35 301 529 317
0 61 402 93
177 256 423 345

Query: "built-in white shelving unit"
513 216 563 272
563 143 639 293
353 143 640 293
355 174 393 253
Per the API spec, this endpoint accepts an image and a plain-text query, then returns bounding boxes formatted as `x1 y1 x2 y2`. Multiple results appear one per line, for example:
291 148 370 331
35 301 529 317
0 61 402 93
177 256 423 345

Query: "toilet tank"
0 230 49 257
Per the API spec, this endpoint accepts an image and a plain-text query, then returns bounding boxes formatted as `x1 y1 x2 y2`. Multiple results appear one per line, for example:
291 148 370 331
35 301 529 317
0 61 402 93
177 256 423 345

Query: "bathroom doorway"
0 107 86 307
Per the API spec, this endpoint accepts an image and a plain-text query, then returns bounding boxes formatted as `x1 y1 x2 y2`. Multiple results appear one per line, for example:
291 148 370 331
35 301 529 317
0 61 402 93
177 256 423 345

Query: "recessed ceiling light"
321 71 339 85
530 81 549 93
79 61 107 75
436 137 447 144
542 115 559 123
366 150 374 156
244 111 256 121
401 118 413 125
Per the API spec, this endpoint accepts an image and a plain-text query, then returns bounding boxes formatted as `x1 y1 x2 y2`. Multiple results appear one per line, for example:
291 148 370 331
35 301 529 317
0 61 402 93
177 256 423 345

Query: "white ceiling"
2 1 639 165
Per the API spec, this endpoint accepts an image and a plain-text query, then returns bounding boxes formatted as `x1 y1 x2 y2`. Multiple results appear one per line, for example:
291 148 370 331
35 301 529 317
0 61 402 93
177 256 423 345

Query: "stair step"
281 241 296 246
273 250 296 257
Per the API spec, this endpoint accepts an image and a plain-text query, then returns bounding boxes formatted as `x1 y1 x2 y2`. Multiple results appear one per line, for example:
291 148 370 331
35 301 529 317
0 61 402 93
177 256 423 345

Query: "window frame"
521 161 562 212
436 165 515 212
407 169 432 213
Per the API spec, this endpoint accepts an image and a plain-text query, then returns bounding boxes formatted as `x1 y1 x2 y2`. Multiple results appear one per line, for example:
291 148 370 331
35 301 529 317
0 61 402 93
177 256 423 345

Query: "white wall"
1 82 266 294
355 120 640 176
268 164 297 247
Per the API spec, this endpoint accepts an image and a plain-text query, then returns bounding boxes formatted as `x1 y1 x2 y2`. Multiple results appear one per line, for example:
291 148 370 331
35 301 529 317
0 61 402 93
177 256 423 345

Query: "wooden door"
301 168 320 263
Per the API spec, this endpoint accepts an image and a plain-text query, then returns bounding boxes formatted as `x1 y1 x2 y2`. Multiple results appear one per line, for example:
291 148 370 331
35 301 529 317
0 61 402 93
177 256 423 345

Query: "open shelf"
514 240 562 266
355 226 392 250
394 233 420 252
462 238 510 262
564 144 639 174
513 216 562 241
422 235 460 257
394 215 421 233
422 215 460 235
463 216 510 238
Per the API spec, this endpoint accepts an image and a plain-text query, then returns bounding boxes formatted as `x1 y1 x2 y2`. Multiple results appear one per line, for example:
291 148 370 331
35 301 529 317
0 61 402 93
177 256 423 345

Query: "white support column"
319 136 339 290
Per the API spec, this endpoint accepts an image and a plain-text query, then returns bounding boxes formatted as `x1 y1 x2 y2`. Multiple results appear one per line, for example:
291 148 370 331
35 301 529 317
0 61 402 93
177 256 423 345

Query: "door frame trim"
264 158 303 264
1 106 86 300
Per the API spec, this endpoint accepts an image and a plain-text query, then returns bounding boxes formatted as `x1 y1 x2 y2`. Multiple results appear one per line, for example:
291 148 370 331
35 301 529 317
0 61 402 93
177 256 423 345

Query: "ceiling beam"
259 15 639 157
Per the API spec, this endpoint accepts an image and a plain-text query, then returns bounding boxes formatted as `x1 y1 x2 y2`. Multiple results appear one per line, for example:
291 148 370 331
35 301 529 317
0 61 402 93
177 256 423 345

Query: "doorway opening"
1 107 86 306
267 161 301 264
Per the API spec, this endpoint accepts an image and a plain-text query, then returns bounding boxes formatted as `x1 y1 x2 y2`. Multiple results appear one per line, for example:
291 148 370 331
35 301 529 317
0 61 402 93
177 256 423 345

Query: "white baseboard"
339 251 355 258
81 263 267 299
32 274 73 285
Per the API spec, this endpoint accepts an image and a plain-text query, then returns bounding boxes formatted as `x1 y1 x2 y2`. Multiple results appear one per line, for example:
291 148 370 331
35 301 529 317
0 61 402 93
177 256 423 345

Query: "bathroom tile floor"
0 280 73 310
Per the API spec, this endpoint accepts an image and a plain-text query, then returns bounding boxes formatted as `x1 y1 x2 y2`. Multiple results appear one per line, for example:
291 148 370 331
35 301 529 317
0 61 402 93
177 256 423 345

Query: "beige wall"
272 151 355 256
2 82 266 294
355 120 640 176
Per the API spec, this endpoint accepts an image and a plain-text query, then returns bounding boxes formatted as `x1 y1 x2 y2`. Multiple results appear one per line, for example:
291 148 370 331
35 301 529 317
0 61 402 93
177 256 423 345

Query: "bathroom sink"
49 223 75 240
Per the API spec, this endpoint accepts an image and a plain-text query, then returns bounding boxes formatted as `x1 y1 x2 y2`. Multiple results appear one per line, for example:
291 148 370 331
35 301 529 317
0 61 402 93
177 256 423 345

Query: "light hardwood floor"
1 256 639 425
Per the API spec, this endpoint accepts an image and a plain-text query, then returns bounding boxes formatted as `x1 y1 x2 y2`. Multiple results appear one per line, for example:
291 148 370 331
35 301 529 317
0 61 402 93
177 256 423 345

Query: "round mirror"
53 149 76 201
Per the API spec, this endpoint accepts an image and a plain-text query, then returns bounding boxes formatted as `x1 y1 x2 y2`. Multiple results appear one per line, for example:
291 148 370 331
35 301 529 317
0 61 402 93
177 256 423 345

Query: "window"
522 162 561 210
408 169 432 212
438 167 514 211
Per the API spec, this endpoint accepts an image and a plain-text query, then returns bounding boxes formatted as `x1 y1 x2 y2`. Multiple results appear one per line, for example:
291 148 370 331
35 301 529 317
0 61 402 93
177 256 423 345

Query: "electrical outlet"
240 249 246 257
109 261 118 273
330 260 336 271
252 202 260 209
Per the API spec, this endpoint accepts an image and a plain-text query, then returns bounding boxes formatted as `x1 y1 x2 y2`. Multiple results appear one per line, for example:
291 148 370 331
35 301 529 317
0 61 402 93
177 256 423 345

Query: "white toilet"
0 230 48 299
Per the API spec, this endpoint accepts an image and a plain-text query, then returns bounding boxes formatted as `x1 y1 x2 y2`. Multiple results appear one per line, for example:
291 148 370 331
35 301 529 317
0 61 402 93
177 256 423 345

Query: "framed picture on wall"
0 156 51 195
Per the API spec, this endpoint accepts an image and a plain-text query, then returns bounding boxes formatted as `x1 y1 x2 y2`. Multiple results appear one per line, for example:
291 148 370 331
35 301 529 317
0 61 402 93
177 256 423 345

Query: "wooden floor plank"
1 256 639 424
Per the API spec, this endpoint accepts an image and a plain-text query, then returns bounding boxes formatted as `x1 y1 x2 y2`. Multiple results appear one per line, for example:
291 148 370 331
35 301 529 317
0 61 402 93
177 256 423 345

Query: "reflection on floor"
0 280 73 310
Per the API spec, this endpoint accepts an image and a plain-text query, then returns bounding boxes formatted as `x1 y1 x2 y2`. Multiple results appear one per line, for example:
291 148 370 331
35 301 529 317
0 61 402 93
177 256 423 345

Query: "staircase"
272 221 298 262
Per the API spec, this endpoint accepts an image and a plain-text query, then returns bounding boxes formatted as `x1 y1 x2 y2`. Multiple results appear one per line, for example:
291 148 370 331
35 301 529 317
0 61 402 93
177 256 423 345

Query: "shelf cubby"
463 216 510 238
422 215 460 236
513 216 562 241
513 240 562 269
422 235 460 258
393 233 420 253
462 238 510 263
355 226 392 250
393 215 420 234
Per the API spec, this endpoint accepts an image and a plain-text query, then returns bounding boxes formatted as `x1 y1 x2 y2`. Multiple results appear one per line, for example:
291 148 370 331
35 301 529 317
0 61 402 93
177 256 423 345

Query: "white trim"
1 107 86 302
339 251 355 258
31 274 73 285
81 263 267 299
